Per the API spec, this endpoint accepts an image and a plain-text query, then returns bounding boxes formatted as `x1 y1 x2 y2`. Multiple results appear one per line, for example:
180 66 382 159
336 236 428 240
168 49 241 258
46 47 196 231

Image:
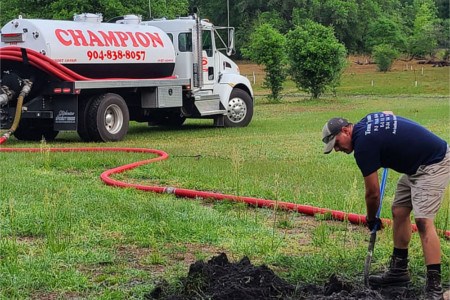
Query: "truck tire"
77 96 95 142
86 93 129 142
224 89 253 127
13 120 59 141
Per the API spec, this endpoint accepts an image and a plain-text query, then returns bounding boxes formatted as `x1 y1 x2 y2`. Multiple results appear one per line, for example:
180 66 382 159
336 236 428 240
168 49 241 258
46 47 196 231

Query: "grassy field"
0 60 449 299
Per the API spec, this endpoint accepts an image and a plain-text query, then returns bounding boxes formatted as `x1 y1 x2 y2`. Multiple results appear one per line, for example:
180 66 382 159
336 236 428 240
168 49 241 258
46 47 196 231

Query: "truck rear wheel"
224 89 253 127
13 119 59 141
77 96 95 142
86 93 129 142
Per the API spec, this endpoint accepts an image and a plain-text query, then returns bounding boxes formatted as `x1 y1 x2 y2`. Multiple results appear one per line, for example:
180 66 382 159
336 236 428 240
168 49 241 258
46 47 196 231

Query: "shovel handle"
371 168 389 234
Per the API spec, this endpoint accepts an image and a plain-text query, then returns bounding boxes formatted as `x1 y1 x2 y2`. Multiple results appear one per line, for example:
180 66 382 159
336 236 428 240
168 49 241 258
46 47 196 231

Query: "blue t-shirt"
352 112 447 177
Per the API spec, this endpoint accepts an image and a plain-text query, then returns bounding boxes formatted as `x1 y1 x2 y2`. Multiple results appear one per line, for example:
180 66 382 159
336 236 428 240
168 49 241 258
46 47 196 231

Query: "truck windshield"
178 33 192 52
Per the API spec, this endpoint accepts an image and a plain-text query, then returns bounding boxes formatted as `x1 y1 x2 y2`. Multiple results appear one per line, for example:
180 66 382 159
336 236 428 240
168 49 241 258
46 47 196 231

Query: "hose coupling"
1 131 11 139
164 187 176 194
0 86 14 107
0 93 9 107
19 79 33 97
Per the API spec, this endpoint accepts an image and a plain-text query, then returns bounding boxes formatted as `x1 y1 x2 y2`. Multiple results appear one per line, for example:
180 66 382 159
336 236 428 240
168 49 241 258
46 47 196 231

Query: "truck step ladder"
194 94 226 116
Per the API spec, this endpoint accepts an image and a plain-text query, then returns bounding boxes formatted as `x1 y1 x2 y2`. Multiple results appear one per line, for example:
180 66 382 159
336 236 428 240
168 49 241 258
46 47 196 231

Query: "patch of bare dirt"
237 56 437 78
145 253 419 300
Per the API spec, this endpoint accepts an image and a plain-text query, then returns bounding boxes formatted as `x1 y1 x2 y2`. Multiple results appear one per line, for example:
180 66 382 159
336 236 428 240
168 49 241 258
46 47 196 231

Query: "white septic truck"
0 12 253 142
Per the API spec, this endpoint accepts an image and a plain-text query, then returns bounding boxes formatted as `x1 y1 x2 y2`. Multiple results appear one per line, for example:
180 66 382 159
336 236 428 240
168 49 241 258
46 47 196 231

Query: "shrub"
372 44 399 72
242 24 287 102
285 20 347 99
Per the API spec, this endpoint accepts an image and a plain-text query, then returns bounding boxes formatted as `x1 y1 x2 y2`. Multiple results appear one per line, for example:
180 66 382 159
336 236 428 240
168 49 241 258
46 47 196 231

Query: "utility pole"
227 0 230 41
148 0 152 18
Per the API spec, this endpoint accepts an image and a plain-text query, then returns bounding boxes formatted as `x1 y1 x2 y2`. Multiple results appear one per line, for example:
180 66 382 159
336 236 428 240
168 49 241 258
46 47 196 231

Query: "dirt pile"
145 253 418 300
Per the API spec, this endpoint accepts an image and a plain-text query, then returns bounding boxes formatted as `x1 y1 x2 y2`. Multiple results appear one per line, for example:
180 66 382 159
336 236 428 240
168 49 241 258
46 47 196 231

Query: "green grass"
248 62 450 97
338 65 450 96
0 65 449 299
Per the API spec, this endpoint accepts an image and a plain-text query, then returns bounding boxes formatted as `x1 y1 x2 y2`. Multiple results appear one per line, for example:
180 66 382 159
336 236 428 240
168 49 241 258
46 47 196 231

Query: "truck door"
201 29 216 89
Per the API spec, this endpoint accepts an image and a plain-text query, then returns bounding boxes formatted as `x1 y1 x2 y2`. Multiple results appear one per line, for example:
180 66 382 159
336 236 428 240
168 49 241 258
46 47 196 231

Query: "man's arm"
364 171 380 221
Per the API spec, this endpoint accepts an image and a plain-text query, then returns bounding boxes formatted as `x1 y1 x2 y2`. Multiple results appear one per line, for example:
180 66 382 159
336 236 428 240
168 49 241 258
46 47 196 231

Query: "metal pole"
227 0 230 42
148 0 152 18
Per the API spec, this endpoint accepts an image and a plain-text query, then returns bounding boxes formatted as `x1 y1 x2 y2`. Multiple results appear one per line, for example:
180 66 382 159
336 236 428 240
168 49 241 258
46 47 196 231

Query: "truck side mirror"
226 28 235 56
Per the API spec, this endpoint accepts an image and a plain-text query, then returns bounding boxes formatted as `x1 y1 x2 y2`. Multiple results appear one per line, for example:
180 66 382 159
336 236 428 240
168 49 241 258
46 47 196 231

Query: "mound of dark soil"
145 253 418 300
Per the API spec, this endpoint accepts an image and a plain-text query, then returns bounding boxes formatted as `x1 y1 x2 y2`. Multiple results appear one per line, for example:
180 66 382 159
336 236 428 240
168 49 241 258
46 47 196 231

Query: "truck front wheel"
86 93 129 142
224 89 253 127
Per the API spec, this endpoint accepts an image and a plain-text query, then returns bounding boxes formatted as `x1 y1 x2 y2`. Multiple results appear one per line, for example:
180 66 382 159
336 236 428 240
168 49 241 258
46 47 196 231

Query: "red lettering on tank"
55 29 72 46
67 30 88 46
125 32 139 47
135 32 150 47
87 30 105 47
114 31 129 47
98 31 120 47
54 29 167 48
145 33 164 47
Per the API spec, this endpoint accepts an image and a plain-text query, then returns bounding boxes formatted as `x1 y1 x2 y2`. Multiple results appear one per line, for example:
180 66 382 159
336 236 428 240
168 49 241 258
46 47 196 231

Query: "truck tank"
0 14 176 79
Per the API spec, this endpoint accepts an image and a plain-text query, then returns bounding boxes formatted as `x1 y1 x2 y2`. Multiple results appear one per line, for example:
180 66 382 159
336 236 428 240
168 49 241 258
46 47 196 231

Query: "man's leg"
369 176 412 287
393 206 412 249
416 218 443 299
415 218 441 265
411 149 449 299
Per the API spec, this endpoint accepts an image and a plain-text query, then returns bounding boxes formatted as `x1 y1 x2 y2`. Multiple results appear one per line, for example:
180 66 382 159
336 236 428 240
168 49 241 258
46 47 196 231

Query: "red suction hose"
0 145 449 239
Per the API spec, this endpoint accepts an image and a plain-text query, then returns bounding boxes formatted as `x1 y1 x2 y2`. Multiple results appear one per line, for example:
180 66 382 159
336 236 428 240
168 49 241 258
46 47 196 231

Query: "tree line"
1 0 448 58
193 0 449 59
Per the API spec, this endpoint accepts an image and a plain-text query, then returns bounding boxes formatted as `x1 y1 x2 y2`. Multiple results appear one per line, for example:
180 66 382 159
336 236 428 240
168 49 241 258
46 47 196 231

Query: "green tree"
436 19 450 50
409 0 439 57
291 0 359 52
286 20 347 99
237 11 288 59
186 0 448 57
366 17 408 52
0 0 188 24
242 24 287 102
0 0 53 25
435 0 449 19
2 0 448 58
252 11 288 32
372 44 399 72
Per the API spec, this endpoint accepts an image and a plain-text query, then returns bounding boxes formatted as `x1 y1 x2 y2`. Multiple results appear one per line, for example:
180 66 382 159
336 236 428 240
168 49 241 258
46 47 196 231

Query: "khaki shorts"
393 148 450 219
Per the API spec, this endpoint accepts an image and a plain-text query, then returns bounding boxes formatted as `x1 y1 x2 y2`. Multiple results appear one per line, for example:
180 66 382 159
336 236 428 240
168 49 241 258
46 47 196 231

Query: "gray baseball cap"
322 117 349 154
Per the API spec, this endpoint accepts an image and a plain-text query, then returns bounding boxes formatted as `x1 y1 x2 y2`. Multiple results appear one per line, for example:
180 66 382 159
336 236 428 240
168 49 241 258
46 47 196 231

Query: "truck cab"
142 16 253 127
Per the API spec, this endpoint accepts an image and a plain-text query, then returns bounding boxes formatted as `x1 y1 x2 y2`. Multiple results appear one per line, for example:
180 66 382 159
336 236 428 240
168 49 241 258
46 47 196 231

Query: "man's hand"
366 217 382 231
